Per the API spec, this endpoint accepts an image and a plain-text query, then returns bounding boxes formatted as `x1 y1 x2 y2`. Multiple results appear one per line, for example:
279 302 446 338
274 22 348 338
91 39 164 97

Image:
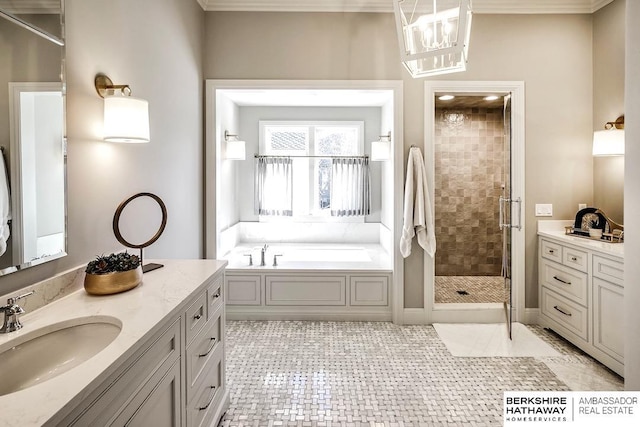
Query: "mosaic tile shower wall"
434 107 505 276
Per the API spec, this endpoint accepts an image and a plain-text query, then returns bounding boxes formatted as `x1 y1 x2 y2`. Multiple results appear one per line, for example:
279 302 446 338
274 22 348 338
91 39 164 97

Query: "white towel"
400 146 436 258
0 151 11 256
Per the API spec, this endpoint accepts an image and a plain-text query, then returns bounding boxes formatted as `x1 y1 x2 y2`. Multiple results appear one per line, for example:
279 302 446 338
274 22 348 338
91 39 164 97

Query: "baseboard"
226 309 392 322
522 308 540 325
403 308 428 325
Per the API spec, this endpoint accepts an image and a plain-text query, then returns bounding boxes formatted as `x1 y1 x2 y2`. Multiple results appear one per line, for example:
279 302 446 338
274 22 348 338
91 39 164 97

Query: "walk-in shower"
433 95 509 305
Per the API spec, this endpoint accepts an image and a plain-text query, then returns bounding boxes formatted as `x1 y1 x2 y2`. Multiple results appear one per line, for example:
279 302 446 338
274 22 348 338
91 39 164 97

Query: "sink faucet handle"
243 254 253 266
7 290 35 305
273 254 283 266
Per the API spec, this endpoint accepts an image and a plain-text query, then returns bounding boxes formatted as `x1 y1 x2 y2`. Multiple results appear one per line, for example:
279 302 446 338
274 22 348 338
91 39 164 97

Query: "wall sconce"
593 115 624 156
224 131 246 160
95 74 150 143
371 131 392 161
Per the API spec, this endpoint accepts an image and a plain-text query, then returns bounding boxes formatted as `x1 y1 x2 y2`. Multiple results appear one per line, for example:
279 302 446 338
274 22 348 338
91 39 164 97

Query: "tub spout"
260 244 269 266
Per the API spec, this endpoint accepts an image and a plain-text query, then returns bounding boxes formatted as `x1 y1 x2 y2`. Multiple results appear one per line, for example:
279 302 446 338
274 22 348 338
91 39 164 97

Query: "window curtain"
255 156 293 216
330 157 371 217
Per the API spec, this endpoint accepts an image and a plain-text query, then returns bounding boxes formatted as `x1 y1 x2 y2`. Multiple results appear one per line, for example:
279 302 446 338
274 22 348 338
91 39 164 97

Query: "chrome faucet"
260 244 269 267
0 290 35 333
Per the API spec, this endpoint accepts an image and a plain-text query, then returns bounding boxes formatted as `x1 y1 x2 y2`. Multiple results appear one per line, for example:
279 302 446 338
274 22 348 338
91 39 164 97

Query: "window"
259 121 364 219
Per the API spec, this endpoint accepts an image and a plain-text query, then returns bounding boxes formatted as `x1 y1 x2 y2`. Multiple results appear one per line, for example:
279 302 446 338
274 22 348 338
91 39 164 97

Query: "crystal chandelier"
393 0 472 78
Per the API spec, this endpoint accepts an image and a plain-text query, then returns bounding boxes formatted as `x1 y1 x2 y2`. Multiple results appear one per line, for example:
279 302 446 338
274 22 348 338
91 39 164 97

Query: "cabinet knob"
193 313 202 320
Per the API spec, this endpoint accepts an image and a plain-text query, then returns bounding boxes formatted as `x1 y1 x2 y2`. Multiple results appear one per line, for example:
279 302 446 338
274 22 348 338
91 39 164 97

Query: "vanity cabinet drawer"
541 287 588 342
563 247 588 273
69 317 181 426
541 239 562 263
593 255 624 287
186 304 223 403
187 349 223 427
185 291 208 345
540 260 588 306
207 274 224 315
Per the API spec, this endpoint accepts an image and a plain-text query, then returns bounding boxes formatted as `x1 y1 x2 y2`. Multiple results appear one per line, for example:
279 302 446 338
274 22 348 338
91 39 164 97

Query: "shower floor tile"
435 276 505 304
219 321 622 426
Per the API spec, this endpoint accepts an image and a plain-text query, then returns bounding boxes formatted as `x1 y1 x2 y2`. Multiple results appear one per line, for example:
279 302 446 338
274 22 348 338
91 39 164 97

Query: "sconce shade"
593 129 624 156
103 96 150 143
371 141 390 161
226 139 246 160
393 0 472 78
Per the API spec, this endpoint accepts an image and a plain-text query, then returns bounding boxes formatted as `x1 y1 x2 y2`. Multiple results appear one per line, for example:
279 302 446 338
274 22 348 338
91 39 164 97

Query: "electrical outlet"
578 203 587 210
535 203 553 217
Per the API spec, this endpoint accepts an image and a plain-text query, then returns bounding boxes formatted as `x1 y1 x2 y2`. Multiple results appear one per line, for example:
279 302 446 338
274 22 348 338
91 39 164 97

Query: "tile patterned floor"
219 321 622 426
434 276 505 304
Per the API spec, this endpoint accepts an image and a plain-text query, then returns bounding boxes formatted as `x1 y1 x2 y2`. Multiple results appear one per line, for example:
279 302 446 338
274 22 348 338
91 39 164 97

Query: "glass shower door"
501 94 514 338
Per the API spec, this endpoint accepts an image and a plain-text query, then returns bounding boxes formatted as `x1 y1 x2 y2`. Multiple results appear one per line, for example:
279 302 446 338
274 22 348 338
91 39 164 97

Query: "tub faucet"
0 290 35 334
260 244 269 267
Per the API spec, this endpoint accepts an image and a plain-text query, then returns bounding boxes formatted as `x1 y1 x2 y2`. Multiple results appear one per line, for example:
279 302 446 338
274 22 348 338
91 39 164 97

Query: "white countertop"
0 259 227 427
537 220 624 259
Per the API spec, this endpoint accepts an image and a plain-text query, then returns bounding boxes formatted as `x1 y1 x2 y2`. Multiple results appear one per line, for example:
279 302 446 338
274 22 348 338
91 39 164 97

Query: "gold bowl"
84 266 143 295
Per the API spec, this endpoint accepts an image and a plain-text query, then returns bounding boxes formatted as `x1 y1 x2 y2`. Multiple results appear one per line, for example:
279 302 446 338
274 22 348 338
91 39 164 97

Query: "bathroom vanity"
0 259 228 427
538 222 624 376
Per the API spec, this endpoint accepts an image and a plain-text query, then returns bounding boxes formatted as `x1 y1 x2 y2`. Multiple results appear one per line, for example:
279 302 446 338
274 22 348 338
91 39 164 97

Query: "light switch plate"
578 203 587 210
535 203 553 217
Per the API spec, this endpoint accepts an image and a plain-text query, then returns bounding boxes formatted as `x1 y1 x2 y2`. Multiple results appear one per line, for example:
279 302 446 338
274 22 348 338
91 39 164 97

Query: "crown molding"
0 0 60 13
199 0 615 14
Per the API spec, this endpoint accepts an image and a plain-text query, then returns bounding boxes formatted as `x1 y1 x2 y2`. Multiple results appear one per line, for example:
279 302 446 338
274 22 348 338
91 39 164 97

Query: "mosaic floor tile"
434 276 505 304
218 321 622 426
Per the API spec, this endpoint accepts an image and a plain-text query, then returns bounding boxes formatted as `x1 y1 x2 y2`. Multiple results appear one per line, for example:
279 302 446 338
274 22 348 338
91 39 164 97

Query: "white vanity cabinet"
58 269 227 427
538 234 624 376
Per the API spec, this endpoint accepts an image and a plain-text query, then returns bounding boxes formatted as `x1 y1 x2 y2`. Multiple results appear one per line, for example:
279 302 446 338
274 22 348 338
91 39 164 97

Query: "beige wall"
593 0 625 224
624 0 640 389
0 0 205 295
205 12 594 309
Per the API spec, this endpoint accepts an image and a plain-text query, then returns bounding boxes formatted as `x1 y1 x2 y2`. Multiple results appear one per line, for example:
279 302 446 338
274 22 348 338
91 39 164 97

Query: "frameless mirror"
0 0 66 275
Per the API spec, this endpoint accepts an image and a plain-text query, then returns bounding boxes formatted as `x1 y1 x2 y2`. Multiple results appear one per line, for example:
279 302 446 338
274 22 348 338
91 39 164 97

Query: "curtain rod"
255 154 369 159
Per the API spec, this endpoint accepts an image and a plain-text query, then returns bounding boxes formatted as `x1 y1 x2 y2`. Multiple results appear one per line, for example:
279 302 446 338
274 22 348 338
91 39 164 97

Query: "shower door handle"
499 197 522 231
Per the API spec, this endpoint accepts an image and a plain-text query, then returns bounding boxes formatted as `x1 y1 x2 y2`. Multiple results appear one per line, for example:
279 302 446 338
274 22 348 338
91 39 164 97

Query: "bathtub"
223 243 391 271
222 243 392 321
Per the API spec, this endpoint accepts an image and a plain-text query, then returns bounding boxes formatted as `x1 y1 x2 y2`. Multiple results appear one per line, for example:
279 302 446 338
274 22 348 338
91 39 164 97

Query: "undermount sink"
0 316 122 396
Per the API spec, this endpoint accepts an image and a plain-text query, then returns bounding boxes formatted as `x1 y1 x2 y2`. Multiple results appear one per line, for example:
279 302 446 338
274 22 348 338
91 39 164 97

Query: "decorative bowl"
84 266 143 295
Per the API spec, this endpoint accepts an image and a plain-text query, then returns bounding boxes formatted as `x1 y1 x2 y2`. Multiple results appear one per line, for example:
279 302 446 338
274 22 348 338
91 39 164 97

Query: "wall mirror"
0 0 66 275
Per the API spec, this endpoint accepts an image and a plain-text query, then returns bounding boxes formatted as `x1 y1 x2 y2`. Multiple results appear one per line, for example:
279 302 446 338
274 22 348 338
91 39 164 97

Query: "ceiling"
0 0 614 15
197 0 614 14
434 95 504 109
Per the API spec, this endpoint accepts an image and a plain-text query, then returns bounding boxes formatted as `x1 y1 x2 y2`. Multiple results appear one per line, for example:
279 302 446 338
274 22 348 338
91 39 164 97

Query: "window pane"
314 126 360 212
317 158 331 210
315 126 359 156
266 126 308 154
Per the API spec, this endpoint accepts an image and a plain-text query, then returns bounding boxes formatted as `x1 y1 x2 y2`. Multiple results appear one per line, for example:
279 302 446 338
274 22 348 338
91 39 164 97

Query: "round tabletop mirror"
112 192 167 273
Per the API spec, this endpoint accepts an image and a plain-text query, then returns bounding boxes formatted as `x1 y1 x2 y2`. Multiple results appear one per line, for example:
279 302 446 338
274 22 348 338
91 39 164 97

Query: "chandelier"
393 0 472 78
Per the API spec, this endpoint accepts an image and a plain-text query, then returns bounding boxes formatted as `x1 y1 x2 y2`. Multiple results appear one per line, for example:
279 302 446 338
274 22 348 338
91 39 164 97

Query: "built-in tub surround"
223 243 392 321
224 243 391 271
0 259 227 427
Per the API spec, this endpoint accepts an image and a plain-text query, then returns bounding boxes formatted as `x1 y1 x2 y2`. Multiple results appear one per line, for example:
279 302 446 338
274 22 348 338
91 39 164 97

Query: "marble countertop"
0 259 227 427
222 243 392 272
537 220 624 259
